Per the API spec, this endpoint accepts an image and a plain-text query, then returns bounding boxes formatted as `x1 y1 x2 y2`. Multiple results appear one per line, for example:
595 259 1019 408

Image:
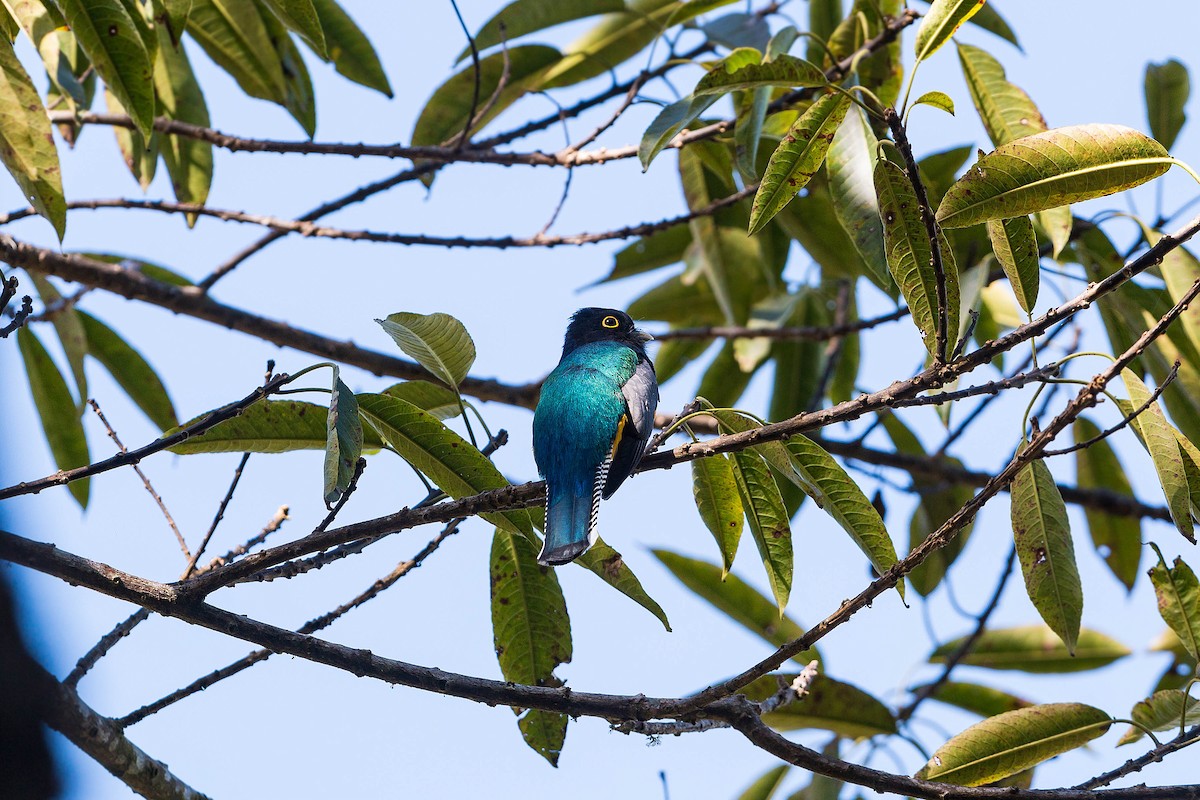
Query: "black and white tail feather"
537 458 610 566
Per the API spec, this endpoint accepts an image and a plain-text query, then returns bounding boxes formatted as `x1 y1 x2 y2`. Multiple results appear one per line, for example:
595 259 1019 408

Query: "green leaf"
639 94 719 170
357 393 533 538
1149 552 1200 662
259 3 316 136
936 125 1173 228
919 144 974 207
923 681 1033 718
692 454 744 575
324 372 362 504
734 85 771 183
742 673 897 738
460 0 623 61
186 0 287 104
1121 369 1195 542
653 549 818 664
986 216 1039 313
153 23 212 213
914 0 987 64
956 42 1046 147
945 1 1019 47
105 87 158 190
170 399 380 453
1073 417 1141 591
78 311 178 430
575 538 671 631
4 0 87 122
1010 454 1082 653
259 0 324 56
27 274 87 406
827 108 890 292
736 765 790 800
0 35 65 238
375 311 476 390
1035 206 1072 260
769 290 827 421
602 224 691 283
59 0 154 137
697 340 757 408
1161 243 1200 359
380 380 461 420
913 90 955 115
411 44 561 149
152 0 192 45
1119 689 1200 745
916 703 1112 786
730 450 793 613
749 92 851 234
1145 59 1189 151
307 0 389 95
694 53 825 97
931 625 1130 673
490 527 570 766
17 328 90 507
875 157 961 359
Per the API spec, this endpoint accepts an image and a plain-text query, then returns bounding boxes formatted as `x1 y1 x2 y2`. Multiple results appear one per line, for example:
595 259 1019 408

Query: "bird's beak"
634 328 654 343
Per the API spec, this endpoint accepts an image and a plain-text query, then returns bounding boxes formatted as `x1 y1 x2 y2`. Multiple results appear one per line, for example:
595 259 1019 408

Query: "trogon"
533 308 659 565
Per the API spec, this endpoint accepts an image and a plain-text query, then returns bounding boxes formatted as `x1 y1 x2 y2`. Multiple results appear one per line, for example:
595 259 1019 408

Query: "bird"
533 307 659 566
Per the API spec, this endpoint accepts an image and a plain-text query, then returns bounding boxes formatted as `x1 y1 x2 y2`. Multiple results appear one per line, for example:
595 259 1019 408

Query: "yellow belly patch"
610 414 628 461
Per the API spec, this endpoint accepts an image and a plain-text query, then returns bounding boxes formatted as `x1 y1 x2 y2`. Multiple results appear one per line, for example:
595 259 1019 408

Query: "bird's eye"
601 315 620 329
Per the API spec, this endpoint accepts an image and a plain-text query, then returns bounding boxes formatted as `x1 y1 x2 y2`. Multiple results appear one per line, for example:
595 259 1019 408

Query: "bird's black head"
561 307 652 356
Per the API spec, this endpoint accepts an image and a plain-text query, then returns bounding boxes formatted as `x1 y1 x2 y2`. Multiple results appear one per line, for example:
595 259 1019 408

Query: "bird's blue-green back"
533 341 636 495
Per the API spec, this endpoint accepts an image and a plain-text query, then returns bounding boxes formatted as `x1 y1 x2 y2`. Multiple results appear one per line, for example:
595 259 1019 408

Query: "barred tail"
537 460 609 566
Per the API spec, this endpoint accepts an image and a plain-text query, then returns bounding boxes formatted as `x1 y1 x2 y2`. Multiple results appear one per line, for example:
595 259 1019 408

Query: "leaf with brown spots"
575 538 671 631
729 449 793 614
691 454 744 575
749 92 851 235
0 35 65 238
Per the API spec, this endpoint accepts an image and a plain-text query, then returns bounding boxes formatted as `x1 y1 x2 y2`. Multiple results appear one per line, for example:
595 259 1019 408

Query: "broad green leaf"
1149 552 1200 662
490 527 570 765
105 87 158 190
914 0 987 64
692 454 744 575
59 0 154 137
628 267 723 326
936 125 1173 228
769 290 827 422
381 380 461 420
308 0 390 96
807 0 840 63
828 108 890 291
260 4 316 136
186 0 287 104
913 90 955 115
749 92 851 234
575 538 671 631
153 23 212 214
986 216 1038 312
324 372 362 504
461 0 623 61
730 450 793 613
694 53 825 96
854 0 902 107
4 0 87 121
1119 689 1200 745
411 44 561 149
742 673 897 738
170 399 381 453
1010 454 1082 653
875 157 961 359
0 34 65 238
916 703 1112 786
924 681 1033 718
957 43 1046 147
931 0 1018 47
734 292 799 375
1035 206 1072 260
78 311 178 430
697 340 757 408
1122 370 1195 542
737 764 789 800
17 328 89 507
919 144 973 207
735 85 771 183
602 225 690 283
260 0 325 56
376 312 476 390
1145 59 1189 151
931 625 1130 673
28 274 87 406
152 0 191 45
654 335 711 383
1073 417 1141 591
653 549 819 664
358 393 533 538
1161 244 1200 358
639 94 719 170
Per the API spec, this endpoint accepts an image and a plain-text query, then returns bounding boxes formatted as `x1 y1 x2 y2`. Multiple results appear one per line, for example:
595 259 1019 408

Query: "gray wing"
602 357 659 499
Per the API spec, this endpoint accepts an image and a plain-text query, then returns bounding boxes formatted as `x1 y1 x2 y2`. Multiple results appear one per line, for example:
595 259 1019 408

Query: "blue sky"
4 1 1200 797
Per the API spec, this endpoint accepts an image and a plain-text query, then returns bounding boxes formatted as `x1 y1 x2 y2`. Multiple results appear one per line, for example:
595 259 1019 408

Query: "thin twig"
448 0 482 151
181 452 252 577
654 307 910 341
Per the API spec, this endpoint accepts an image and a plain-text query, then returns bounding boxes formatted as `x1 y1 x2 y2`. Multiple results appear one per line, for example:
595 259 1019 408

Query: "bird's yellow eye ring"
601 315 620 329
